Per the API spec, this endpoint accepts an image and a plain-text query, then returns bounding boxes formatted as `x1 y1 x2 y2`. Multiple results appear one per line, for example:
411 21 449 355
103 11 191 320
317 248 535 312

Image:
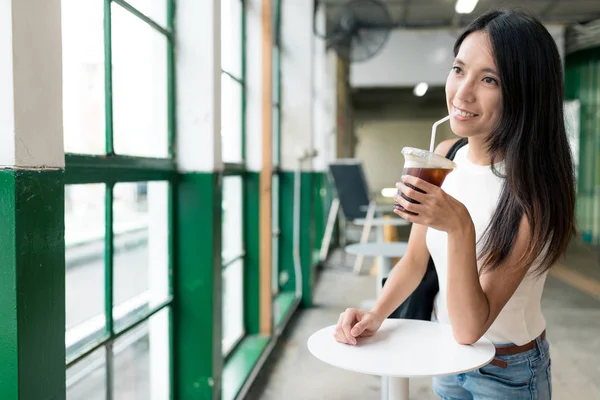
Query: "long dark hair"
454 10 576 276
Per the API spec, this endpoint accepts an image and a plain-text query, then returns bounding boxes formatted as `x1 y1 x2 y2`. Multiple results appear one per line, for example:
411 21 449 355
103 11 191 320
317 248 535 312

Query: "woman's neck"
466 136 491 166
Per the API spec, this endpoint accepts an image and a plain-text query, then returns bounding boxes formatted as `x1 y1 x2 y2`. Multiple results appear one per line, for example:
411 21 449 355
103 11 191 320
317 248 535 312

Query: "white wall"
280 1 314 171
351 26 565 88
354 97 455 194
1 0 64 168
312 7 337 172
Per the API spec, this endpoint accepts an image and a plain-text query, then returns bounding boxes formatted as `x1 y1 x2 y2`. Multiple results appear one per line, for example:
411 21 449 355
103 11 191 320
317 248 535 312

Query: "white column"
0 0 64 168
281 1 314 171
312 6 338 172
176 0 222 173
157 0 221 398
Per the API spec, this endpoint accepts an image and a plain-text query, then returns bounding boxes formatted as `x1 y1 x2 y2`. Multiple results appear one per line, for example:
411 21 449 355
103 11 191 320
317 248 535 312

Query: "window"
221 0 246 357
111 5 169 158
221 0 244 164
61 0 105 155
62 1 175 398
222 176 245 353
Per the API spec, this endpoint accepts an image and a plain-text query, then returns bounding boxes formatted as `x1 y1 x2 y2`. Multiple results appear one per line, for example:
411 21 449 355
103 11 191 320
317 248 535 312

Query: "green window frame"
63 0 176 398
272 0 283 296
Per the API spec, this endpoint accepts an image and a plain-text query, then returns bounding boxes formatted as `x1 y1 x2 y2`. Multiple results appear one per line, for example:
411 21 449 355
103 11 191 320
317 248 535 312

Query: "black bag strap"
445 138 468 161
384 138 467 320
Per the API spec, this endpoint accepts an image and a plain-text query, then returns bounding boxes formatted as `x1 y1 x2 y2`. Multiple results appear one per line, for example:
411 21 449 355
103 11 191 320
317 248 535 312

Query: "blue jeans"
432 334 552 399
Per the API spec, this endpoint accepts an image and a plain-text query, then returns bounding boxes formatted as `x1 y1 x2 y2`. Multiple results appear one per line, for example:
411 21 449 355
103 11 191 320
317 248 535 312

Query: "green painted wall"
243 172 260 335
0 169 65 400
277 171 330 307
565 47 600 246
174 172 222 400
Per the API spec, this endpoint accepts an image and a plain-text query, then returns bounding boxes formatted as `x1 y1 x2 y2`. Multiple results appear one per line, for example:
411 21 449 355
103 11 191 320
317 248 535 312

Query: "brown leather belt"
489 330 546 368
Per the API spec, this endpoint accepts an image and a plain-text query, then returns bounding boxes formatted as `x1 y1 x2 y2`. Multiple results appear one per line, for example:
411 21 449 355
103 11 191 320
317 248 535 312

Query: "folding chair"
319 159 377 274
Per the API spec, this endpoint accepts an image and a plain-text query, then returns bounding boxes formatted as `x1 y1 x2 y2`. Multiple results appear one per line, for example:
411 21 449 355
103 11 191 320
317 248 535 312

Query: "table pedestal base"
388 377 409 400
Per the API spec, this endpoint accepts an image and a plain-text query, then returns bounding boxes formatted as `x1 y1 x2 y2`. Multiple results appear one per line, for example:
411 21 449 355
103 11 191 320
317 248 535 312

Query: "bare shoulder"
434 138 462 157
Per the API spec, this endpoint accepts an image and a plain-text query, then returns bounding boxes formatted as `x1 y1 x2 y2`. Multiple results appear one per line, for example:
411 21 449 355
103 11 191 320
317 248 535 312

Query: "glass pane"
61 0 105 154
221 74 243 163
113 182 169 332
67 348 107 400
124 0 167 28
113 308 171 400
272 105 280 166
112 3 169 158
272 174 280 295
222 259 244 354
66 184 106 357
222 176 243 263
221 0 242 78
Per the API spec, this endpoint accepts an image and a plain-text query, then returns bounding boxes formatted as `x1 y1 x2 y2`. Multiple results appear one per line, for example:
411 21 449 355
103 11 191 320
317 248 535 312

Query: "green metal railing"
65 1 176 399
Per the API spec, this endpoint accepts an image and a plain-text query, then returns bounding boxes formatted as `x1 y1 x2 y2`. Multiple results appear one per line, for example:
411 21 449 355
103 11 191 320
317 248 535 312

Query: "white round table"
345 242 409 258
350 217 409 275
308 319 495 400
345 242 408 293
353 217 410 227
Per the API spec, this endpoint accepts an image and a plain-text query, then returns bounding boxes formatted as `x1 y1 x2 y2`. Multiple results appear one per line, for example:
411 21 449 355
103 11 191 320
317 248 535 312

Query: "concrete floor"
247 243 600 400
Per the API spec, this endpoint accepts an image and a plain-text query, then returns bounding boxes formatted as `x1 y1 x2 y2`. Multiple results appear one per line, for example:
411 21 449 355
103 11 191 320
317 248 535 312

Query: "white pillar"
176 0 222 173
281 1 314 171
0 0 64 168
0 3 65 398
163 0 222 398
312 6 338 172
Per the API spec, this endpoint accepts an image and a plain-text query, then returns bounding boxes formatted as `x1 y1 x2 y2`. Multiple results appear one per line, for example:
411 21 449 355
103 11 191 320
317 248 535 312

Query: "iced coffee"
394 147 456 214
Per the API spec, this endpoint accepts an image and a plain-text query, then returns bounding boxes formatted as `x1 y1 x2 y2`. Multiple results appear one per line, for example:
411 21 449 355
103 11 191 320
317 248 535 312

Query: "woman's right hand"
333 308 384 345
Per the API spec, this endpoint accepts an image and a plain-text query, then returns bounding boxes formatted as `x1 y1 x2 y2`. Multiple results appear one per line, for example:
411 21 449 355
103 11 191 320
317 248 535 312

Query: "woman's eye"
452 66 462 74
483 77 498 85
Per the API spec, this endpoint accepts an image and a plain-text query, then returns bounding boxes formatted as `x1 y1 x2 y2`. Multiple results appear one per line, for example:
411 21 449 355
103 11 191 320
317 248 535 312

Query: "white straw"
429 112 458 152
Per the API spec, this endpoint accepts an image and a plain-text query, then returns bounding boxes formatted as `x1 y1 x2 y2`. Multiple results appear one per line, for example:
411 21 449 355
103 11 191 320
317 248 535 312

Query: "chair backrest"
328 159 371 221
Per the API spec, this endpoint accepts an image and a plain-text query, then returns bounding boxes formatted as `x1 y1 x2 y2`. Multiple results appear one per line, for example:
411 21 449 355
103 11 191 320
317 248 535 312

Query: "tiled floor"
246 243 600 400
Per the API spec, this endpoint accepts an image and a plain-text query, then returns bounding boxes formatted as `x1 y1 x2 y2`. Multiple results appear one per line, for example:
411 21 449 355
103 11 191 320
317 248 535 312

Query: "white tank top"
426 144 548 346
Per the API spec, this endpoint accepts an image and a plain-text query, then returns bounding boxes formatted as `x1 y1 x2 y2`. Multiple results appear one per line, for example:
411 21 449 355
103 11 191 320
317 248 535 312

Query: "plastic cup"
394 147 457 214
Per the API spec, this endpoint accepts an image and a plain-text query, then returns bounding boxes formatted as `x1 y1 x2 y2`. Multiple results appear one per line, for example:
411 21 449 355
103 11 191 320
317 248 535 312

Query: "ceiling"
321 0 600 28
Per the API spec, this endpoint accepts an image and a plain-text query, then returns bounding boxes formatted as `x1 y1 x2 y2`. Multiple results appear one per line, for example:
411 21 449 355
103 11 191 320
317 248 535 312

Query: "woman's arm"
394 174 534 345
445 214 532 344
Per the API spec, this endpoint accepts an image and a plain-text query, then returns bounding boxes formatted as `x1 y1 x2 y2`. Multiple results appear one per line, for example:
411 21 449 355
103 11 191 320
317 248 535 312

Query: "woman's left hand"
393 175 472 234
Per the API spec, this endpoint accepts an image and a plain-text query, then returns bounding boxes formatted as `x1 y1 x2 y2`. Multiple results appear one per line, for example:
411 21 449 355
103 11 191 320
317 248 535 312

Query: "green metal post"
0 171 66 399
105 184 115 400
244 172 261 335
104 0 115 155
174 173 222 400
167 0 177 159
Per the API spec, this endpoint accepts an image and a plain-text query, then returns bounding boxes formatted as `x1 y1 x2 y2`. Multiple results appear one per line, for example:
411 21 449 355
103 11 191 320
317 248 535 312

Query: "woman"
333 10 576 399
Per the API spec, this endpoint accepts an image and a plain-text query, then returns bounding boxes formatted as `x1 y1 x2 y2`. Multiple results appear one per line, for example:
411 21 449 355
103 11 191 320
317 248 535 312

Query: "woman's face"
446 31 503 138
